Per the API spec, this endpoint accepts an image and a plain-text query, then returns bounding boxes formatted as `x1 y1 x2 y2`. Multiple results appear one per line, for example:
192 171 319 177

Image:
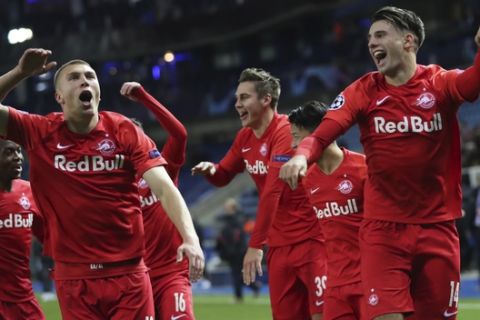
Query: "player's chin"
240 119 250 128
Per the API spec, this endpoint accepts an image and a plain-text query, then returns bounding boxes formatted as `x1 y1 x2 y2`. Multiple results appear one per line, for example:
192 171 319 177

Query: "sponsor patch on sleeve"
272 154 291 163
149 149 161 159
329 93 345 110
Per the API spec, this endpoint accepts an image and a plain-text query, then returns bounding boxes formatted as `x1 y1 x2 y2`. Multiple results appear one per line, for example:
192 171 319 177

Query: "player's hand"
191 161 216 176
279 155 308 190
120 82 142 102
177 241 205 282
242 247 263 285
17 48 56 77
475 26 480 48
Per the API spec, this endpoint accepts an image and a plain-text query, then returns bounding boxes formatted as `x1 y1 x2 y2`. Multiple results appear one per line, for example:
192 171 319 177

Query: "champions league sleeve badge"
149 149 161 159
329 94 345 110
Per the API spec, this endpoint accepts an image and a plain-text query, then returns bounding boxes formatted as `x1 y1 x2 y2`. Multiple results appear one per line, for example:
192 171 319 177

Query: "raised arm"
143 165 205 281
0 48 56 136
121 82 187 179
455 26 480 102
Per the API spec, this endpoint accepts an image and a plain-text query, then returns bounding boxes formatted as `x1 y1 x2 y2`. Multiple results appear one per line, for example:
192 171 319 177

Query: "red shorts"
324 281 364 320
55 271 154 320
150 268 194 320
267 239 326 320
360 220 460 320
0 298 45 320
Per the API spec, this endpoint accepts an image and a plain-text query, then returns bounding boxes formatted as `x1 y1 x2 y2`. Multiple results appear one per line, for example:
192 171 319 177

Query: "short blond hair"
238 68 281 109
53 59 92 88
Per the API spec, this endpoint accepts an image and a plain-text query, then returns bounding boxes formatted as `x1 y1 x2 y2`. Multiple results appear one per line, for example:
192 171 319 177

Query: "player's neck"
385 54 417 86
66 114 99 134
0 179 13 192
252 110 274 138
316 144 343 175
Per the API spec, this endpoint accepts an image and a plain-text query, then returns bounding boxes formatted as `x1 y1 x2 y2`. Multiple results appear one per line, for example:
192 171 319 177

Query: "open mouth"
79 90 93 108
13 164 22 174
373 50 387 66
239 111 248 121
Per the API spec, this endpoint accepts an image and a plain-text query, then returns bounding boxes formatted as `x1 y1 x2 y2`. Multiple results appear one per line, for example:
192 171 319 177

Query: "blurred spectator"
32 240 56 301
216 198 260 302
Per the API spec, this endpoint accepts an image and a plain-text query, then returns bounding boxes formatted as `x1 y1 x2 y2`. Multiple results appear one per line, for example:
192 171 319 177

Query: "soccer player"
280 6 480 320
192 68 326 320
0 139 45 319
288 100 366 320
0 48 204 320
120 81 195 320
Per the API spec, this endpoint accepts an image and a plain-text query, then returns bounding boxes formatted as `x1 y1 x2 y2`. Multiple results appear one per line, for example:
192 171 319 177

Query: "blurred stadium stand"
2 0 480 289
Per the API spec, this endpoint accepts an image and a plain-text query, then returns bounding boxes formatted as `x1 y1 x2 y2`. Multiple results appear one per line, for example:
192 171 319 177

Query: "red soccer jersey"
133 86 188 276
303 149 366 287
0 179 42 301
207 113 322 248
300 65 465 223
6 108 166 272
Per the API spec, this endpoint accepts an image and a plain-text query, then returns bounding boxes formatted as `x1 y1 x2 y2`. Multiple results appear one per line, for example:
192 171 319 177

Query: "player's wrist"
295 147 310 160
182 234 200 246
12 65 31 80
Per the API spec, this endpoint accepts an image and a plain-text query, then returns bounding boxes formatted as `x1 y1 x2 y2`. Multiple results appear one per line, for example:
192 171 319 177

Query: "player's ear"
262 94 272 107
54 90 64 105
404 33 416 51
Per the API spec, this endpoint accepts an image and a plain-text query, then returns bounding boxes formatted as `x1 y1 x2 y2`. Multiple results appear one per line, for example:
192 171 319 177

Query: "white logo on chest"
374 113 442 134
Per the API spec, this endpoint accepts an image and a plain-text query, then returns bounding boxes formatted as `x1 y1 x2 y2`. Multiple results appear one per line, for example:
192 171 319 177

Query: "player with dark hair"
0 49 204 320
0 139 45 319
281 6 480 320
289 100 366 320
193 68 326 320
121 82 195 320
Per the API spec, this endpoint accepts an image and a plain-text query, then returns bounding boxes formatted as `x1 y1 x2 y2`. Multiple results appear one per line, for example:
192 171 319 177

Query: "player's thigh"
296 255 327 316
360 220 416 319
324 282 364 320
110 272 155 320
267 246 310 320
411 222 460 319
0 299 45 320
152 272 194 320
55 279 103 320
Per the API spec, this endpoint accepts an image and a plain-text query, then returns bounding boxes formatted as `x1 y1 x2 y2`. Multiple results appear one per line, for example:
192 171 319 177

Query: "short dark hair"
288 100 328 132
238 68 281 109
372 6 425 51
54 59 92 88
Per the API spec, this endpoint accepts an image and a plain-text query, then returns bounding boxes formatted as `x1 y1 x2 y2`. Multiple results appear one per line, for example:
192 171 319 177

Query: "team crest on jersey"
337 179 353 194
96 139 116 155
415 92 436 109
18 194 31 210
260 143 268 157
329 94 345 110
138 178 148 189
368 293 379 306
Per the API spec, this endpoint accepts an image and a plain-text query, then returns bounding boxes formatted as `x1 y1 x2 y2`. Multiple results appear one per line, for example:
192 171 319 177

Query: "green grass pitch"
39 295 480 319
